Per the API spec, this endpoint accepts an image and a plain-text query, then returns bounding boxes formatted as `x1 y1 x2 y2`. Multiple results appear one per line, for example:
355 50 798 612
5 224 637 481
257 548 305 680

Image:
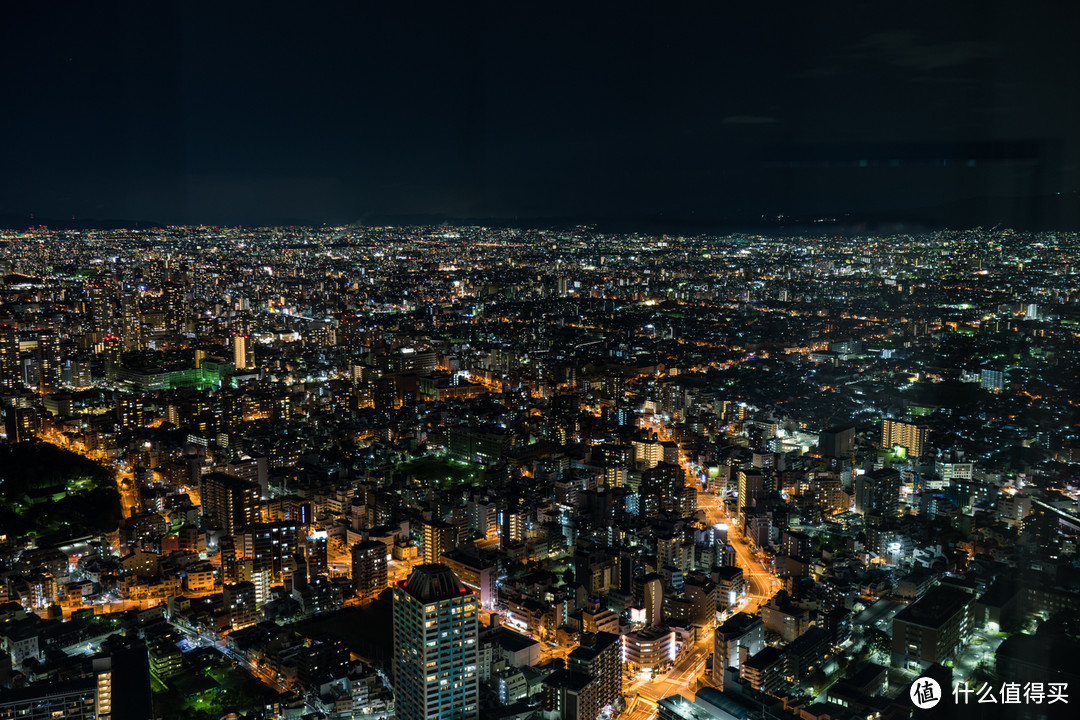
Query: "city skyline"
2 3 1079 720
0 222 1076 720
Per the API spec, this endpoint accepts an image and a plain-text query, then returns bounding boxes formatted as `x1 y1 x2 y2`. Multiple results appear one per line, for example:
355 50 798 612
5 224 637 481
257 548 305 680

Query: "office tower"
351 539 388 604
422 519 457 564
36 331 61 394
0 325 18 391
233 333 254 371
855 468 902 517
639 462 683 517
557 275 569 297
393 564 479 720
881 418 929 459
199 472 260 535
713 613 765 689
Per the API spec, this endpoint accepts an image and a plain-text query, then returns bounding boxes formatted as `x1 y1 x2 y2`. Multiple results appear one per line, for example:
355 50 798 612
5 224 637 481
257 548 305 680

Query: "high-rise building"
737 469 764 508
855 468 902 517
881 418 929 459
422 519 457 564
393 564 479 720
247 521 303 581
163 278 187 333
640 462 683 517
0 325 19 391
642 574 664 627
564 631 621 719
233 334 255 371
465 495 498 541
306 529 329 577
120 288 142 352
352 539 388 604
499 507 526 547
238 560 271 607
102 334 121 382
199 472 260 535
0 647 152 720
36 331 61 394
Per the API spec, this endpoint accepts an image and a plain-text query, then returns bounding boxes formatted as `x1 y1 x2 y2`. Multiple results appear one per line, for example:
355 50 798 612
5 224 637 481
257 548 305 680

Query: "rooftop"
893 585 972 629
399 564 471 603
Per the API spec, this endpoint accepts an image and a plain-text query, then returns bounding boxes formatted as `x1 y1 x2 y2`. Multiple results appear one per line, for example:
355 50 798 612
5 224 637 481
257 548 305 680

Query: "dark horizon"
3 2 1080 230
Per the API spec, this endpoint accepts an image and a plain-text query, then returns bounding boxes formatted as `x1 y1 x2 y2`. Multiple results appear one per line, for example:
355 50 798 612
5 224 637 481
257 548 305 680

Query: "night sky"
3 2 1079 229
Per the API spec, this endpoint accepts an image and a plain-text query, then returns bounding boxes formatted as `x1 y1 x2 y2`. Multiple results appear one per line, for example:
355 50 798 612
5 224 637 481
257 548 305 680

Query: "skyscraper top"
400 563 470 603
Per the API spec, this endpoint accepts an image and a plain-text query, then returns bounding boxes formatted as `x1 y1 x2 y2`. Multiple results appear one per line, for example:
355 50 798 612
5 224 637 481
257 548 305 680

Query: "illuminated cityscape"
0 224 1076 720
2 3 1079 720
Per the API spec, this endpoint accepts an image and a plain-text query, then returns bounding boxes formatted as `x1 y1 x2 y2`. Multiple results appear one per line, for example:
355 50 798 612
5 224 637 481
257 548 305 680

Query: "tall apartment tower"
422 519 457 564
120 288 142 351
881 418 929 459
102 334 122 382
36 330 61 394
640 462 683 517
199 472 260 536
855 468 902 517
0 325 18 391
393 564 479 720
163 278 187 333
352 539 388 604
233 334 255 371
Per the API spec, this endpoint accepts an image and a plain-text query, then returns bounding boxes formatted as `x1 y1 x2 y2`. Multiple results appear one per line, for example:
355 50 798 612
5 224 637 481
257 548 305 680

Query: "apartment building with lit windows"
393 564 479 720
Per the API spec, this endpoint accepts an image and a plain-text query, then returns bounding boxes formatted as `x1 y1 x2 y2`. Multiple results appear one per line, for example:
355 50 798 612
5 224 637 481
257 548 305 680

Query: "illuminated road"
698 491 779 613
625 631 712 704
619 414 782 720
641 413 781 613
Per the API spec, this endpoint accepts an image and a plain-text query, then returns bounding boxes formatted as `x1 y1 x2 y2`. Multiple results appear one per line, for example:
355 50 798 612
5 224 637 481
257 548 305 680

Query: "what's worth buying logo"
910 677 942 709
